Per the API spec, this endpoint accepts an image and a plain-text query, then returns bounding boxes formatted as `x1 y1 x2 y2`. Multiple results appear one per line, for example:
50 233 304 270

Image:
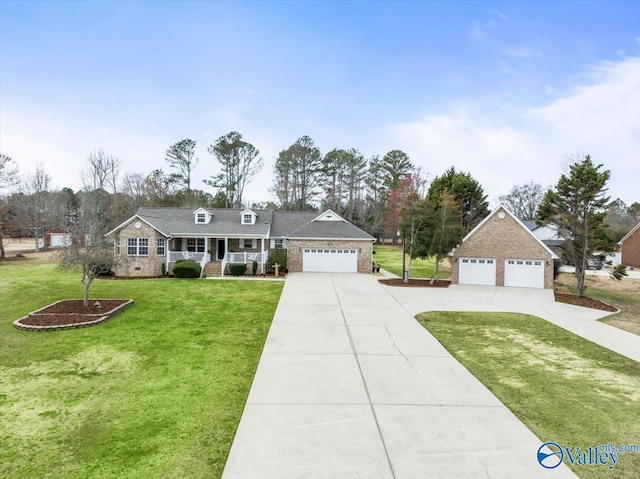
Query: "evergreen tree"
538 155 611 297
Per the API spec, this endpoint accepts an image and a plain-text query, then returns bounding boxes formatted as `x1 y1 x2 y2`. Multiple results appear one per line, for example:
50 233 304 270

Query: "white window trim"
127 237 149 256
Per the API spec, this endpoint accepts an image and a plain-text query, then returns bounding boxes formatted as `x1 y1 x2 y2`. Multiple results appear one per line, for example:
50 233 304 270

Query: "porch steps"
203 262 222 277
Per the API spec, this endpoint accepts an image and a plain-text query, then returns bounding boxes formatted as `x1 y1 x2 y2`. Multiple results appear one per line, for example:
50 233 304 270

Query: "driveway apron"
222 273 577 479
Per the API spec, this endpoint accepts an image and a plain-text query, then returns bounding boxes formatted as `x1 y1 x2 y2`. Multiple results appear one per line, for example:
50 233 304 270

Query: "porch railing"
222 251 268 277
168 251 205 263
226 252 267 264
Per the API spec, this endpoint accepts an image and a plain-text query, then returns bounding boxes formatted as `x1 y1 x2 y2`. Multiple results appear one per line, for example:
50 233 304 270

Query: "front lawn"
373 244 450 279
0 258 283 479
418 311 640 479
555 272 640 335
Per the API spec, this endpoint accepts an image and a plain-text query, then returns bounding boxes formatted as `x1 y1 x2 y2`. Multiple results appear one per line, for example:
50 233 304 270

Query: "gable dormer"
313 209 346 222
240 208 257 225
193 208 212 224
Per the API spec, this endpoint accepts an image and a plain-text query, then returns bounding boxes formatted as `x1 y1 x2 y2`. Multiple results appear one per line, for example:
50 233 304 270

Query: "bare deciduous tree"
58 207 114 306
82 149 122 193
498 182 545 220
0 154 20 260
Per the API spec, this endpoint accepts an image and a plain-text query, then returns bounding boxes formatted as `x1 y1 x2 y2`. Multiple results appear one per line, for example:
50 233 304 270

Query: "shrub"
173 260 201 278
268 248 287 270
252 260 258 276
229 263 247 276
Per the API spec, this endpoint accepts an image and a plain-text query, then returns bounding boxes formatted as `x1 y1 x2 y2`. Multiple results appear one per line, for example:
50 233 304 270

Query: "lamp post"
398 229 407 283
402 230 407 282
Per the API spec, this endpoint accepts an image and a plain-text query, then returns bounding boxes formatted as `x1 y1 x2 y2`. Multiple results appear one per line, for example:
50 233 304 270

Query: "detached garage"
451 205 557 289
45 228 71 248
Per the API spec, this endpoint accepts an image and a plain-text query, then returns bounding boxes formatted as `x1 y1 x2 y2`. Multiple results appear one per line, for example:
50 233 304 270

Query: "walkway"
222 273 577 478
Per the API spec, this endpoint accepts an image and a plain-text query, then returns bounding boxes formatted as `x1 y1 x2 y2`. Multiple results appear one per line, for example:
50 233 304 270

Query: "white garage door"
504 259 544 288
303 248 358 273
51 233 71 247
459 258 496 286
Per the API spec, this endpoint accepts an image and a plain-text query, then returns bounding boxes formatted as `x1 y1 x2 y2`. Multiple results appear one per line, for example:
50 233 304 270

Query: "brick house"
618 223 640 268
451 205 558 289
106 208 374 277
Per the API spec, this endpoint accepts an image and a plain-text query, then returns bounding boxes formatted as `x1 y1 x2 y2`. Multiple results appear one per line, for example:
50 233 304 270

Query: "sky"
1 0 639 207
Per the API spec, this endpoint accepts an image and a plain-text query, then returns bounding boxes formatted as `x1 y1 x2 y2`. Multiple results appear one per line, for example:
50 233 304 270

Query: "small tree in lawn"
58 209 114 307
537 155 611 297
415 192 465 284
399 193 432 281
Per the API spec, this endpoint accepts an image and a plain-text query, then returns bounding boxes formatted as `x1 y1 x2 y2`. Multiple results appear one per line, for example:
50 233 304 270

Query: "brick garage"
451 206 556 289
287 239 373 274
618 223 640 268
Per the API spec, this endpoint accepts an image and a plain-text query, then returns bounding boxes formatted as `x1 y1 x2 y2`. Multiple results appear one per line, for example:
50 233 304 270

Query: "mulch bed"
379 278 450 288
554 293 618 312
13 299 134 331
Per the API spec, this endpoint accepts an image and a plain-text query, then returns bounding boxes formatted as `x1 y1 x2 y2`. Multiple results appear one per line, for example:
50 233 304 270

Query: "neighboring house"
451 205 558 289
45 228 72 248
618 223 640 268
106 207 375 277
522 220 566 260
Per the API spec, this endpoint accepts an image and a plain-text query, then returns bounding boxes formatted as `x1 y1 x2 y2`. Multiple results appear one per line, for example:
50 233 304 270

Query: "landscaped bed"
13 299 133 330
378 278 450 287
554 292 618 312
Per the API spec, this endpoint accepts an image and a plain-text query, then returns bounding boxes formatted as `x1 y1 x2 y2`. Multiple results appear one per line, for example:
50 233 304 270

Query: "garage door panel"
303 249 358 273
459 258 496 286
504 259 544 288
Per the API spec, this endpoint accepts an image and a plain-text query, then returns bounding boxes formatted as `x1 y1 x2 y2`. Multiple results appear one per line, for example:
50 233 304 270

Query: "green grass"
417 311 640 479
0 258 283 479
373 244 450 279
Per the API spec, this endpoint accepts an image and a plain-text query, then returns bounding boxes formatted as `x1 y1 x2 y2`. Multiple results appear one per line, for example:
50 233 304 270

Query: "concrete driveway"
387 282 640 362
222 273 580 479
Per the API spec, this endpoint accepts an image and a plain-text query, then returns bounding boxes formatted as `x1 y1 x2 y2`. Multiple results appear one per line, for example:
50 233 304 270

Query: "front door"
217 239 226 260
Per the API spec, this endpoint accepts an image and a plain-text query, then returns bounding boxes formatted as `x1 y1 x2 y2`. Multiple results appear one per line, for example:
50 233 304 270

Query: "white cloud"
487 8 509 24
387 56 640 206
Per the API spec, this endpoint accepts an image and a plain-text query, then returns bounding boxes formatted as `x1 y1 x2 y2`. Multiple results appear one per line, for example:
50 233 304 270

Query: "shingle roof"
110 207 374 241
135 207 273 236
270 212 318 237
285 219 375 240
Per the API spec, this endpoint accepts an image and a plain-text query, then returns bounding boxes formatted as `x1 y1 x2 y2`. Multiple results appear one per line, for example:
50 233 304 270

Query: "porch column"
165 238 170 274
261 237 266 275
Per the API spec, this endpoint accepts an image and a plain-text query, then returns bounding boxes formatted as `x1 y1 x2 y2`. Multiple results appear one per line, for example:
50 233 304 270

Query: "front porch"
166 236 271 277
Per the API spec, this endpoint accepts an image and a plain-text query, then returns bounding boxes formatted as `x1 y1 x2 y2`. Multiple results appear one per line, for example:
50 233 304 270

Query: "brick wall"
114 221 166 277
287 239 373 274
621 227 640 268
452 207 554 288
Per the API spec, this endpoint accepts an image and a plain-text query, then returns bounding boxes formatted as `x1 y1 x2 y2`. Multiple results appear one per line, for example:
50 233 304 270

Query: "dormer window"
240 208 256 225
193 208 212 224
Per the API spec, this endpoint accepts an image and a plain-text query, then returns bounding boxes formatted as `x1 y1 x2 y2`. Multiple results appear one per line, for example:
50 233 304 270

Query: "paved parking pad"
222 273 578 479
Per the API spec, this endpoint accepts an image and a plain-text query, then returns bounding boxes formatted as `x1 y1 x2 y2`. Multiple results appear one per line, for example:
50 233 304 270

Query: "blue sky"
1 1 639 205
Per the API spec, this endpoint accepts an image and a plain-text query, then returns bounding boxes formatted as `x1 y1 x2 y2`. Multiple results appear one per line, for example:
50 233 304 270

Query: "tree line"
1 137 638 299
